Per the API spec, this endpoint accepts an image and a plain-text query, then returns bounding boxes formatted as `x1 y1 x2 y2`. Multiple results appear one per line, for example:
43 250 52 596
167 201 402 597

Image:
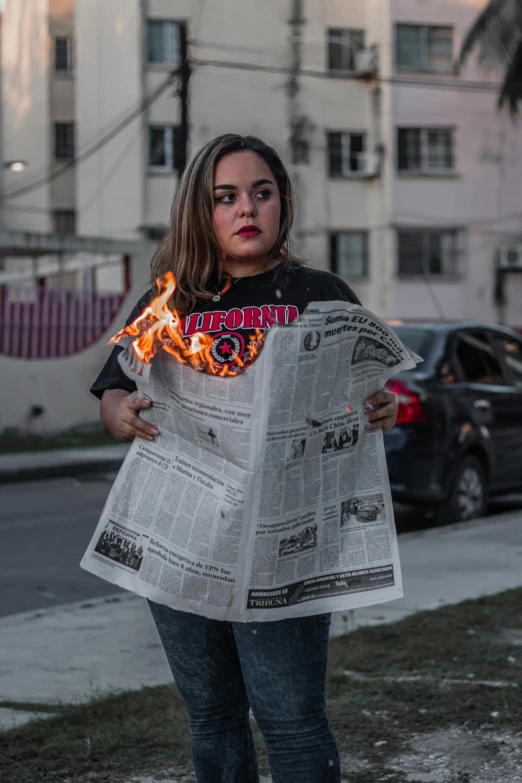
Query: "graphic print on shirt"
181 303 300 366
211 332 245 365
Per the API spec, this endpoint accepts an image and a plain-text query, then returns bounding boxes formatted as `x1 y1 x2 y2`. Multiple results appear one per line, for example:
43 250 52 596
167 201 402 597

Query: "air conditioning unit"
354 45 379 75
498 244 522 270
355 151 381 178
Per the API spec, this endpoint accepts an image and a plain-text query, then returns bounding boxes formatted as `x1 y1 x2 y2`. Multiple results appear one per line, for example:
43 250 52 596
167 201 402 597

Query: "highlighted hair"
150 133 300 314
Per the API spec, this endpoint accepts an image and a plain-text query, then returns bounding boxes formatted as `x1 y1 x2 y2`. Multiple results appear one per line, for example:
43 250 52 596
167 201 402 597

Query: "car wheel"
434 455 488 525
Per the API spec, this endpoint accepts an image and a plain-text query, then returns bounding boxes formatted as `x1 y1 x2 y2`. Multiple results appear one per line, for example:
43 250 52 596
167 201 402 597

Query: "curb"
0 444 129 484
0 458 125 484
0 591 135 628
398 506 522 541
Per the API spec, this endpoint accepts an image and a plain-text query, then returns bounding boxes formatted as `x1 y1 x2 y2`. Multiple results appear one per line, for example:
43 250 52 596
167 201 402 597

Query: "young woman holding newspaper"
91 135 397 783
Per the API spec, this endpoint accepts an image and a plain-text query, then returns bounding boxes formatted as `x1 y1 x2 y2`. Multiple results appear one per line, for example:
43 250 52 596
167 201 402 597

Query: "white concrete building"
2 0 522 432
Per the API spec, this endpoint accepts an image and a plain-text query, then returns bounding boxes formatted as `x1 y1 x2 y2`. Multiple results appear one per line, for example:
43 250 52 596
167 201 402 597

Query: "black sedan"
384 322 522 523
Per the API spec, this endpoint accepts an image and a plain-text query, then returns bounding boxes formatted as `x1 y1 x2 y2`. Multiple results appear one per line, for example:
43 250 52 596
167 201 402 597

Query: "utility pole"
287 0 303 106
287 0 308 254
177 23 190 175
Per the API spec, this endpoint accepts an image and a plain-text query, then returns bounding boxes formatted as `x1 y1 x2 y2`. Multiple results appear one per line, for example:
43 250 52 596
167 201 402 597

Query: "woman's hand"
100 389 159 442
364 389 397 434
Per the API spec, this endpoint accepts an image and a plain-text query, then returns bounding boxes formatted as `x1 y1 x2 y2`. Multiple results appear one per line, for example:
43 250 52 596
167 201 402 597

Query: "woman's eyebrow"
213 178 274 190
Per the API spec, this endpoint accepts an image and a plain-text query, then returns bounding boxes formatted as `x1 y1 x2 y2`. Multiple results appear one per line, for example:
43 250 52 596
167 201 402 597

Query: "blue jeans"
148 601 341 783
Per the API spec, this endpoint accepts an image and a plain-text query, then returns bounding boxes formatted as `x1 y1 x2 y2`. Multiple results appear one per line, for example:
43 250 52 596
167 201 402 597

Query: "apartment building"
2 0 522 326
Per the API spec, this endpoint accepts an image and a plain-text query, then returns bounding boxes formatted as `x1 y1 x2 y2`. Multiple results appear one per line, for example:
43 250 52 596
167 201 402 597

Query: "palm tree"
460 0 522 114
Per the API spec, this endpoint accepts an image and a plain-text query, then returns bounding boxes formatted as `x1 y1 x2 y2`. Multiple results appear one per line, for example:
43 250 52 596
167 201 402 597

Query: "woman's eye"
256 189 272 200
217 193 236 203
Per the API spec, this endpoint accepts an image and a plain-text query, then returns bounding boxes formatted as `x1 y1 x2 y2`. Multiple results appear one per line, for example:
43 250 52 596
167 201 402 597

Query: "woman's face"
212 151 281 267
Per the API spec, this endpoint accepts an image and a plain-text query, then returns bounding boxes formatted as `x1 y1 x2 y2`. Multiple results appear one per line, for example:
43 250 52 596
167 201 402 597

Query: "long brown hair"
150 133 301 314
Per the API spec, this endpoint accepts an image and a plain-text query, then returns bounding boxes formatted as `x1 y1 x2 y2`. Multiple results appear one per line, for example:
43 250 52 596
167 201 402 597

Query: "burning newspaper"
81 300 420 621
109 272 263 378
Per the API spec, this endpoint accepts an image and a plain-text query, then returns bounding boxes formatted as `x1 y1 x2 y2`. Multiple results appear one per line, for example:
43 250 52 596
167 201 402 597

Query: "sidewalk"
0 443 130 483
1 507 522 731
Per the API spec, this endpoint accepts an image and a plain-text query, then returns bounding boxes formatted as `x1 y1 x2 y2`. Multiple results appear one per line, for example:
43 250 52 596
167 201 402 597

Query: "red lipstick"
237 225 261 238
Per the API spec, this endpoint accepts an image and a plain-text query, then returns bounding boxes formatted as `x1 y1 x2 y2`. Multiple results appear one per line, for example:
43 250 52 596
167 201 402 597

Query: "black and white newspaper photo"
81 301 420 621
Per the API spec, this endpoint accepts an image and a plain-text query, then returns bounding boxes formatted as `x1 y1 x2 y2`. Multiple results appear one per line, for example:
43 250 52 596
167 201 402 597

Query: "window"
493 336 522 388
328 132 366 177
54 123 75 160
147 20 180 65
454 331 503 385
53 210 76 236
148 125 179 170
55 37 74 72
327 28 365 72
396 24 453 73
398 229 461 277
392 328 436 362
330 231 368 278
398 128 454 174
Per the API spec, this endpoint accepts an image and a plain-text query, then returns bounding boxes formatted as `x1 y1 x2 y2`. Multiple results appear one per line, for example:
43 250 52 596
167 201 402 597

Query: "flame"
110 272 265 376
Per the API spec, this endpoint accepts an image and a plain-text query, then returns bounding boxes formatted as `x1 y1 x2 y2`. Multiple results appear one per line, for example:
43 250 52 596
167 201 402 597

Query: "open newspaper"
81 301 420 621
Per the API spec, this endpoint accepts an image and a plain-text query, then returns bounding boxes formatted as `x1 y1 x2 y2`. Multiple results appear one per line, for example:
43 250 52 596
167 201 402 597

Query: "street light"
3 160 27 172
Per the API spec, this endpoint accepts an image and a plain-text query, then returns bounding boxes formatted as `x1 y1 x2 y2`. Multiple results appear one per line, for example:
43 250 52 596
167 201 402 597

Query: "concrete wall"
49 0 76 215
1 250 152 433
75 0 144 239
1 0 51 232
389 0 522 325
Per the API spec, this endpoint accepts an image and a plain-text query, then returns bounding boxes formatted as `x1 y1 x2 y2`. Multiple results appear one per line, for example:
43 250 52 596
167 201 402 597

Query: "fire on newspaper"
109 271 264 377
81 293 421 621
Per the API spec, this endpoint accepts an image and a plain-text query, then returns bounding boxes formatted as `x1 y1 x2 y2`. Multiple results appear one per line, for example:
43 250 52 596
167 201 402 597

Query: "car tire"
433 455 488 525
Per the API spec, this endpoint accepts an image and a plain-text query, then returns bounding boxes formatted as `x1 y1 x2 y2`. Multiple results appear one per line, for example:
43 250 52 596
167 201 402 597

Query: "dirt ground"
3 589 522 783
121 724 522 783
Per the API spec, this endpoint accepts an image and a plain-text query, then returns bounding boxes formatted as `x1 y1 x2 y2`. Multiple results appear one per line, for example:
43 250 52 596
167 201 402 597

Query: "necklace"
212 262 271 302
212 275 241 303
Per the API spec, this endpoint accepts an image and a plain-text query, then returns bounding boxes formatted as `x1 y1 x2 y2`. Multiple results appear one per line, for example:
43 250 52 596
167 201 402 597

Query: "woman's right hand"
100 389 159 442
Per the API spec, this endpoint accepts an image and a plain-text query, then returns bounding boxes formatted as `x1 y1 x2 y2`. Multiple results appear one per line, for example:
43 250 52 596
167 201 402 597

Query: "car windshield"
390 327 435 361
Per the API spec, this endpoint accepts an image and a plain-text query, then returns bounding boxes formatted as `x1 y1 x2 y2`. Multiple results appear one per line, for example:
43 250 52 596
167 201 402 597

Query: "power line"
190 55 502 94
1 60 504 206
1 71 180 203
0 89 167 191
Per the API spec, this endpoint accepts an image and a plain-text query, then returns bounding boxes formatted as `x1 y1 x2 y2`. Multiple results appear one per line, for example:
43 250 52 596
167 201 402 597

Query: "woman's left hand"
364 389 397 434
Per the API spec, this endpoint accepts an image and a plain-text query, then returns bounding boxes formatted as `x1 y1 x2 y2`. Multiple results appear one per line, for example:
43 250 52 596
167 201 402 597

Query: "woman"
91 134 397 783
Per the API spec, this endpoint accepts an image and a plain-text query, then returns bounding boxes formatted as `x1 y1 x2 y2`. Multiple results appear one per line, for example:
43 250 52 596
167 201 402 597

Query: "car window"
493 336 522 389
454 331 504 385
391 328 435 361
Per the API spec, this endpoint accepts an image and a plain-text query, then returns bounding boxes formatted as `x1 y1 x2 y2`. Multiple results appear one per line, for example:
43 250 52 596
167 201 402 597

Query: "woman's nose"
238 195 256 217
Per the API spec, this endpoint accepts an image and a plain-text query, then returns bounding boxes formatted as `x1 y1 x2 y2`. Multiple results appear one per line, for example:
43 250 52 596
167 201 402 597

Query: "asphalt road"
0 476 124 618
1 476 521 619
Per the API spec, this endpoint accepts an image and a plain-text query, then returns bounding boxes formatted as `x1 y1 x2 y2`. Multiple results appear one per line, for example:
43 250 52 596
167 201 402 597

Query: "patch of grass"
2 588 522 783
328 587 522 682
0 686 191 783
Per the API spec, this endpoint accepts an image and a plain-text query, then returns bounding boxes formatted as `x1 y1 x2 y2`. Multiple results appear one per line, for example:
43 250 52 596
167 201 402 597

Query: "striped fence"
0 286 126 359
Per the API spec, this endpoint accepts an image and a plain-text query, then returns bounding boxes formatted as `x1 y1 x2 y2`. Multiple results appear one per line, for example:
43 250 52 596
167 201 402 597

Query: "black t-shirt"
90 263 361 399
